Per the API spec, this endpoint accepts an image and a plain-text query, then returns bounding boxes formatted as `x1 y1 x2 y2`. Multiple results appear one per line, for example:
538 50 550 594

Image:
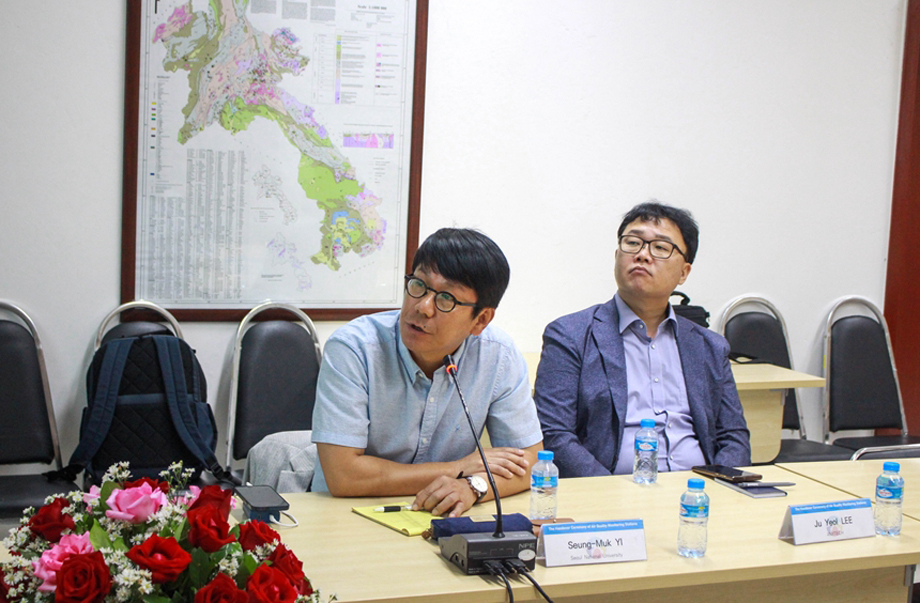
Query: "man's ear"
469 307 495 336
677 262 692 286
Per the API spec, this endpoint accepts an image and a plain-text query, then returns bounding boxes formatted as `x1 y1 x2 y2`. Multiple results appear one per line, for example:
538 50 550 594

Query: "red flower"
245 565 296 603
28 497 75 543
0 567 12 603
187 505 236 553
124 477 169 494
125 534 192 583
54 551 112 603
237 521 279 551
268 545 313 596
189 485 233 521
194 573 247 603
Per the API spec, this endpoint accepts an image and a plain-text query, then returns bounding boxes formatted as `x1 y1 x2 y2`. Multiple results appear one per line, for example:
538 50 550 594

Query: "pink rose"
32 532 93 592
105 483 168 523
83 485 101 507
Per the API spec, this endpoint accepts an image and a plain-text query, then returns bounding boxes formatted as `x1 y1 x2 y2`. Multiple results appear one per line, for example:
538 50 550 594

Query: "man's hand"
412 475 479 517
456 447 529 479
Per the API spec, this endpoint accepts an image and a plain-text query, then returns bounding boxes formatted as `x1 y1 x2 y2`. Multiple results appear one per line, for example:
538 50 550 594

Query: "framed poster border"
120 0 426 322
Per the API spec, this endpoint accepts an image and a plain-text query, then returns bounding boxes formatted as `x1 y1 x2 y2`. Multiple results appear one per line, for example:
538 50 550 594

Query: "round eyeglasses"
618 235 687 260
404 275 477 313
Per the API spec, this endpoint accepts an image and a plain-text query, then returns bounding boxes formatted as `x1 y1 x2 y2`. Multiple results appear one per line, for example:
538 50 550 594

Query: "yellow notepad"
352 502 432 537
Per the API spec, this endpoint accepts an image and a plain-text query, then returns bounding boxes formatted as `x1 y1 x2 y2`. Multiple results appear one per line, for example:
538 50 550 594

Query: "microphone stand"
444 354 504 538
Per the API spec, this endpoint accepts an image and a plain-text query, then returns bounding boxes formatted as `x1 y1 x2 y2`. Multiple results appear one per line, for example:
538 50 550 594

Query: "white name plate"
542 520 647 567
778 499 875 545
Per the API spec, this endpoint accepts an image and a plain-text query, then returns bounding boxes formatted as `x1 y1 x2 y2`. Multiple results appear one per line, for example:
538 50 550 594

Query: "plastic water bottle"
633 419 659 484
875 461 904 536
678 478 709 557
530 450 559 520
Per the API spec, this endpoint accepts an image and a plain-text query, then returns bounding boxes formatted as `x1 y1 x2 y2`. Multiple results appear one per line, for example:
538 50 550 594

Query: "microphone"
438 354 537 575
444 354 504 538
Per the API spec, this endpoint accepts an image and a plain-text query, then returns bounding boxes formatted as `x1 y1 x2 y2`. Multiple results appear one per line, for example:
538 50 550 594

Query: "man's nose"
635 241 654 260
415 291 437 316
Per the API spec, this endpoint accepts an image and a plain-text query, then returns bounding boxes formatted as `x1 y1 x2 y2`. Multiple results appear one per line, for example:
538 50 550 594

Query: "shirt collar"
614 292 678 335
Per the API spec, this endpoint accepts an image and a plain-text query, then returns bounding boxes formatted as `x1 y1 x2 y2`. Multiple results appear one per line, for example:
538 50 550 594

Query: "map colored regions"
343 133 395 149
267 233 312 291
253 165 296 225
156 0 385 271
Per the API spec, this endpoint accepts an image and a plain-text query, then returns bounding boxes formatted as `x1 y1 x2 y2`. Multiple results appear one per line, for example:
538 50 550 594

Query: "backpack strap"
53 338 134 481
152 336 240 485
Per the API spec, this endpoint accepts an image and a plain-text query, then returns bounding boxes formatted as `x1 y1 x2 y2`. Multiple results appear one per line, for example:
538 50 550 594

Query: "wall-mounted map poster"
122 0 426 320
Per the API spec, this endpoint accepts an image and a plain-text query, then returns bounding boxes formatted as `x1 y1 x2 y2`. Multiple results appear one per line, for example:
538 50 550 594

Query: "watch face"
469 475 488 495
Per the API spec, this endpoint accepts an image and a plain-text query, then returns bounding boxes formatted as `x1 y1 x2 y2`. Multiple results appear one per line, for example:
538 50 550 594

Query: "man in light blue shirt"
312 228 543 517
535 202 750 477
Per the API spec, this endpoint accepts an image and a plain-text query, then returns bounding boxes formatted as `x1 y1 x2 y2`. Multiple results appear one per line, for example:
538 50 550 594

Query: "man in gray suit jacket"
534 201 750 477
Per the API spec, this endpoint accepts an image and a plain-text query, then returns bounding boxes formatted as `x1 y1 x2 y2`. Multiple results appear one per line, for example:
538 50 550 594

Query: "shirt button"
651 343 656 349
668 422 673 428
669 455 674 460
422 438 429 444
653 377 659 383
428 397 434 403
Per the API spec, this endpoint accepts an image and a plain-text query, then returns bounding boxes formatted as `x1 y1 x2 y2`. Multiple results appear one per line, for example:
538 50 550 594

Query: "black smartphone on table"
691 464 763 483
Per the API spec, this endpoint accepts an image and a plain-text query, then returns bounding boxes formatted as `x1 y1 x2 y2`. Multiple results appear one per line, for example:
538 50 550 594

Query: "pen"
736 481 796 488
373 505 413 512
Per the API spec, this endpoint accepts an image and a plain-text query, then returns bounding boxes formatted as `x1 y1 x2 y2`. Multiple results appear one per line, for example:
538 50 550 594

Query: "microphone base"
439 531 538 575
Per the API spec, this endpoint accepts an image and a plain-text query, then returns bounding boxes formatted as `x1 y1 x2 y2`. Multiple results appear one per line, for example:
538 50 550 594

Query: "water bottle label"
532 475 558 488
680 502 709 519
877 485 903 500
635 440 658 452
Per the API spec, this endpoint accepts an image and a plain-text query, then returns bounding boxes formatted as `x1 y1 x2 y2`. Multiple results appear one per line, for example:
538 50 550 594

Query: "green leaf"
97 481 120 513
186 547 215 589
89 520 113 550
142 596 171 603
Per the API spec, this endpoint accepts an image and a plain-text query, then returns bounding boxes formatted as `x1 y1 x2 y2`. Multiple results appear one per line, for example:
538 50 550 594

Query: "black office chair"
96 299 183 349
719 296 851 463
823 296 920 454
0 301 79 516
226 302 322 479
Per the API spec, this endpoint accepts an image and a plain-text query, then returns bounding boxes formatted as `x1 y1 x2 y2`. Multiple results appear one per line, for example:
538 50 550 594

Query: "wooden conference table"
280 464 920 602
780 459 920 520
522 352 825 464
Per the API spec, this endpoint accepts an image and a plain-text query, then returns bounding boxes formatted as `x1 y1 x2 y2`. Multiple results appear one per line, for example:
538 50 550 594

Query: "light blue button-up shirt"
311 310 543 492
612 295 706 475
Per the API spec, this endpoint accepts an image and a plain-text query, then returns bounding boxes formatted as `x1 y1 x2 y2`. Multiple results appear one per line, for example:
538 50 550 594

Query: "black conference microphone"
438 354 538 575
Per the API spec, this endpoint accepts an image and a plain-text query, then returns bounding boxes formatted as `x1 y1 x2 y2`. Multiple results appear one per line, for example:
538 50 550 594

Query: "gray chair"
824 296 920 453
226 302 322 478
0 301 79 516
719 295 851 463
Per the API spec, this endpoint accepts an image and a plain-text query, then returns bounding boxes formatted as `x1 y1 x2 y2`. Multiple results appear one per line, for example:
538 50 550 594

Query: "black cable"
484 560 514 602
504 559 554 603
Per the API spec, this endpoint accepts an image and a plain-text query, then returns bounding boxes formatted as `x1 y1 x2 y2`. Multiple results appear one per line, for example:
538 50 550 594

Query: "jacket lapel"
592 299 629 452
675 318 714 462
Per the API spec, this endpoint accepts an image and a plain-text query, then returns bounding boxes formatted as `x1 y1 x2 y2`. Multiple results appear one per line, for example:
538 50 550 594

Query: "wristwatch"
465 475 488 503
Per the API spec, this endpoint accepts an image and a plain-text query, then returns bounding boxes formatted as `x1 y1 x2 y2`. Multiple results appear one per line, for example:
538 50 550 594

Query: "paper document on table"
352 502 432 537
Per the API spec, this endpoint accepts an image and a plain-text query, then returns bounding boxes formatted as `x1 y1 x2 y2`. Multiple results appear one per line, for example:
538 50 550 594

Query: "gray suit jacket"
534 297 751 477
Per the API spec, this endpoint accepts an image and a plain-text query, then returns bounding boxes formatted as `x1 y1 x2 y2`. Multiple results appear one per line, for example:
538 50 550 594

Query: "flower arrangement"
0 463 330 603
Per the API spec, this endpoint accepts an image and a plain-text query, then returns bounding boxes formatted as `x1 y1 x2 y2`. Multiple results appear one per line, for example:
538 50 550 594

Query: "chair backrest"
719 296 803 434
95 300 183 349
226 302 322 466
824 296 905 438
0 301 64 468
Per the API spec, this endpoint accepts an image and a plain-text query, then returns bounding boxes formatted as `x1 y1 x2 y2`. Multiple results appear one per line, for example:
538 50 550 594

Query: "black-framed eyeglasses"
404 275 478 313
618 235 687 260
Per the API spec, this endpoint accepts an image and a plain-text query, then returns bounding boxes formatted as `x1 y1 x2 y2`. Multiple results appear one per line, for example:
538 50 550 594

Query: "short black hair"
411 228 510 313
617 201 699 263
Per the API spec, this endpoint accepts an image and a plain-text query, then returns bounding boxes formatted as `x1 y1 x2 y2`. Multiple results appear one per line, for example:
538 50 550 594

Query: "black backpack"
58 334 229 485
670 291 710 328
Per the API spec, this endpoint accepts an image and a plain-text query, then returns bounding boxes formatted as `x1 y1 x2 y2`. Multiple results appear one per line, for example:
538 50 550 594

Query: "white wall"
0 0 905 466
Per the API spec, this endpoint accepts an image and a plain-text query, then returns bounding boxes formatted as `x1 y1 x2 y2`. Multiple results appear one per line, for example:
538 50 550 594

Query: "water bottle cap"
538 450 554 461
640 418 655 428
688 478 705 489
884 462 900 472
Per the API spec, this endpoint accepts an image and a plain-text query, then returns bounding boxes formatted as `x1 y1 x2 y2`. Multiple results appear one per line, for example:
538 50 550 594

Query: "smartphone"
691 465 763 483
235 485 289 522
